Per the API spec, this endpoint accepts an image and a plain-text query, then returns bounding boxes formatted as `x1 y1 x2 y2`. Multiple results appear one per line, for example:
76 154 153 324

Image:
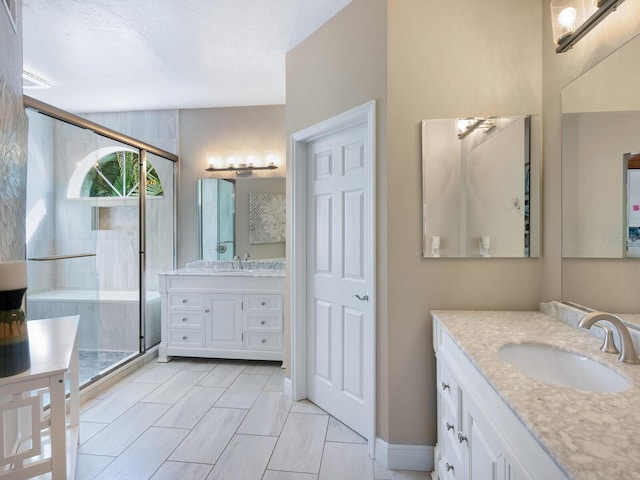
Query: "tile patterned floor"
75 358 431 480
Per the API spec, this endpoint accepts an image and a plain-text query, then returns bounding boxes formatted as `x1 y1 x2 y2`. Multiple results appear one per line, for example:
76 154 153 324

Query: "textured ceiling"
22 0 351 113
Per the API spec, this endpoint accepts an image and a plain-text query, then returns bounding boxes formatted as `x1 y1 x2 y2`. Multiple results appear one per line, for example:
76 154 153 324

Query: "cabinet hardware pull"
261 339 266 343
182 336 187 340
446 463 454 472
182 299 188 303
261 320 266 325
353 294 369 301
261 301 266 306
458 433 468 443
446 422 454 431
182 317 187 322
441 382 450 391
205 309 210 313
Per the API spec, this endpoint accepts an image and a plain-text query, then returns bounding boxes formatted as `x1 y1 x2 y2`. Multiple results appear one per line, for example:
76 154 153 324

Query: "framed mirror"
421 115 541 258
561 33 640 259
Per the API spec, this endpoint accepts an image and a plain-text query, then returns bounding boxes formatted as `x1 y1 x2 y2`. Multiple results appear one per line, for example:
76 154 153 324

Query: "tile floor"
74 357 431 480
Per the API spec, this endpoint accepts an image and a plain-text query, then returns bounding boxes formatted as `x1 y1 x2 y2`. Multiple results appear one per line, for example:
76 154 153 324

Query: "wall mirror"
197 178 236 261
421 115 541 258
562 33 640 259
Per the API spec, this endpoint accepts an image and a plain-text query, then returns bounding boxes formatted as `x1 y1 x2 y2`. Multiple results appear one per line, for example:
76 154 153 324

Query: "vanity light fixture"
552 0 626 53
457 117 497 139
205 154 279 176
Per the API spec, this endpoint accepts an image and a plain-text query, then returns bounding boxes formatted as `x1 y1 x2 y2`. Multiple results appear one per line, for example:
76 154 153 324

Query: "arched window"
81 150 163 198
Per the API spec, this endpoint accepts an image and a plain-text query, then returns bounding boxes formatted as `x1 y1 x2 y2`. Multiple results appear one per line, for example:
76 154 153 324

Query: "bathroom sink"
499 343 630 392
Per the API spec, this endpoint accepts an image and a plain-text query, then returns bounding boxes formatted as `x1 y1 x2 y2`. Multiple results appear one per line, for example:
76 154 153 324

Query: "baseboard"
283 377 293 399
374 438 433 472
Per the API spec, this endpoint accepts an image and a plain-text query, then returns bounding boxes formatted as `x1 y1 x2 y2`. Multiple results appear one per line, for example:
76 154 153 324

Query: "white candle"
0 261 27 290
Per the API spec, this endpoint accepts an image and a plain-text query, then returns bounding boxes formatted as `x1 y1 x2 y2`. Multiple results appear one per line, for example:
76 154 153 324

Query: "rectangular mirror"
562 32 640 258
197 178 236 260
421 115 540 258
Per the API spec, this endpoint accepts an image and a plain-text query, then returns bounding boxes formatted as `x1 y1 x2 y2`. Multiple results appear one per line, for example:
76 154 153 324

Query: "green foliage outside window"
81 150 163 198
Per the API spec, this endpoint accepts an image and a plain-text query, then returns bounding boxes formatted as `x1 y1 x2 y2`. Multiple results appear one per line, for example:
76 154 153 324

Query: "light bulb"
558 6 577 28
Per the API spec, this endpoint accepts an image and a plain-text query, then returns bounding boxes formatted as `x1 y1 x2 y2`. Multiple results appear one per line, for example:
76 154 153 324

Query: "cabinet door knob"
261 301 266 306
205 309 210 313
182 299 188 304
261 339 266 343
182 317 187 322
261 320 266 325
446 463 454 472
446 422 454 431
182 336 187 340
458 433 468 444
441 382 450 391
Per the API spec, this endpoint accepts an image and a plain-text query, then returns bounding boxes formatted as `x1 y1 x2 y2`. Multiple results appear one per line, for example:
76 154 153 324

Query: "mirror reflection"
197 178 236 261
421 115 540 258
561 32 640 258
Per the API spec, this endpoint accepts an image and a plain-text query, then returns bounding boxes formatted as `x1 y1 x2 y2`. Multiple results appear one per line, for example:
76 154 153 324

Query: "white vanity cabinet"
433 317 566 480
159 272 284 362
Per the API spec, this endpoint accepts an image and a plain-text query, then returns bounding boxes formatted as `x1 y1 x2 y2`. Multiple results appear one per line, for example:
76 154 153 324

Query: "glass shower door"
144 152 175 349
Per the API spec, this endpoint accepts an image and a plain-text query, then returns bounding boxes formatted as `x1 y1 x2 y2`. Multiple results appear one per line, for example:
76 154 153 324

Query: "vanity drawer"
168 329 204 347
245 332 283 351
438 359 460 416
167 293 204 309
440 393 461 448
245 312 282 331
168 311 204 328
244 295 282 312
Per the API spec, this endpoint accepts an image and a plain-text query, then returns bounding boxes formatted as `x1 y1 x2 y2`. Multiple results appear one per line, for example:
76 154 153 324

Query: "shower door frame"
23 95 178 359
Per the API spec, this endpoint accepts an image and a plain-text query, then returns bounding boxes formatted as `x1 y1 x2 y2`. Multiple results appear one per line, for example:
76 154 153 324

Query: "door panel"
307 123 370 437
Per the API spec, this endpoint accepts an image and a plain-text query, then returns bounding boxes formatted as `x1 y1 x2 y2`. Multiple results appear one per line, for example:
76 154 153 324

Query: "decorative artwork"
0 75 28 261
249 192 285 244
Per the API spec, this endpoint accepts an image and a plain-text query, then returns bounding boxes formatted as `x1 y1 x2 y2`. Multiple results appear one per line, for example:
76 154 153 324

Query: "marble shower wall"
0 76 28 262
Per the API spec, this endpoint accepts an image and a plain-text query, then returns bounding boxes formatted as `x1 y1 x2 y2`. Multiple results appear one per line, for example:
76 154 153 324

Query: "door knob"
353 294 369 301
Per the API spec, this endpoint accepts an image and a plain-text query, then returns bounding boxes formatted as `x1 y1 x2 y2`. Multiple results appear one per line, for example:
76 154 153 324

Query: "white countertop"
432 307 640 480
0 315 80 385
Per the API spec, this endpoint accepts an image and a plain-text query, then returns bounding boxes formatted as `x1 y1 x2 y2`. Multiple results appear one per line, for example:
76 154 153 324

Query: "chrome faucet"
578 311 640 364
233 255 243 269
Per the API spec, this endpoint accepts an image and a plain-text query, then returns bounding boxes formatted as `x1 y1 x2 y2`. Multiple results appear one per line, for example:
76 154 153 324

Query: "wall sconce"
552 0 626 53
205 154 280 176
456 117 496 139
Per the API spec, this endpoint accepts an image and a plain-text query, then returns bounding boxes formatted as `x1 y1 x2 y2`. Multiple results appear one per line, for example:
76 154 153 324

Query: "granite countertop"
160 267 285 277
432 304 640 480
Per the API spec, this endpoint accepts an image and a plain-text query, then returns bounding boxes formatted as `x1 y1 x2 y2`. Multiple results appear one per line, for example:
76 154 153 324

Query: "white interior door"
306 122 371 437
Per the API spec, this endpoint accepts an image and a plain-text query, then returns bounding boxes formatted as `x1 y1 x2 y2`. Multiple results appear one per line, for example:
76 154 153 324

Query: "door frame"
289 100 376 455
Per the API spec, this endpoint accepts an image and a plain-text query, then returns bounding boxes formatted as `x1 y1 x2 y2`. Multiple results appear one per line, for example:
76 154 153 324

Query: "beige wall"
387 0 543 446
178 106 286 266
285 0 390 438
288 0 640 448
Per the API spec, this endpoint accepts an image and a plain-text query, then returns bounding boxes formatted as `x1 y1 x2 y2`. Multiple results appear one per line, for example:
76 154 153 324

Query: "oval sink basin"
499 343 630 393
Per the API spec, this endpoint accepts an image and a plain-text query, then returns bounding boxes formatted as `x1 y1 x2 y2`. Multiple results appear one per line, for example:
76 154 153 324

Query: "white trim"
290 100 377 456
283 377 293 399
374 437 434 472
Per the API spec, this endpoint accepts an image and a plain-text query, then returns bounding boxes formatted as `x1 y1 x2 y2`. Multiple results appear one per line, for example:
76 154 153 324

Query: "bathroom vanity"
432 304 640 480
158 263 284 362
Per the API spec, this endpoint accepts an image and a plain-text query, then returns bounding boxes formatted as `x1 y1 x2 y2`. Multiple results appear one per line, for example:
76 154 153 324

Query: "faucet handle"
594 322 619 355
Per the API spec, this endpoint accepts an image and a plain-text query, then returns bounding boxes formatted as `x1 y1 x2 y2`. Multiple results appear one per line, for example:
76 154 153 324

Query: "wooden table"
0 316 80 479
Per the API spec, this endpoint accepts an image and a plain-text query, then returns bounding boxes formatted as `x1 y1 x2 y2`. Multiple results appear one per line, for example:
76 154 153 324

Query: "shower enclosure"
24 97 177 387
